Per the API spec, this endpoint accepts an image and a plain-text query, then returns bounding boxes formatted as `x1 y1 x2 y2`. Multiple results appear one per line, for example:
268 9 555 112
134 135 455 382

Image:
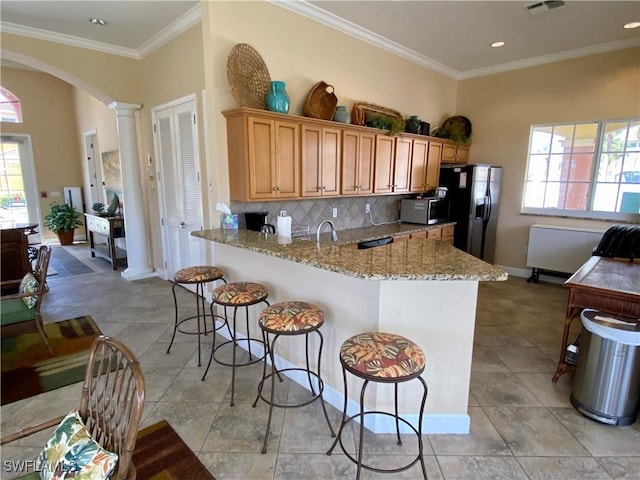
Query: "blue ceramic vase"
266 81 290 114
332 105 351 124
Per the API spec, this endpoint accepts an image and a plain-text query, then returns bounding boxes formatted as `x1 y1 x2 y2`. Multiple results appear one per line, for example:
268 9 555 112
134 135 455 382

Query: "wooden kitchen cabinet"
373 135 396 194
341 131 375 196
441 224 455 244
393 234 411 242
301 125 341 197
373 135 412 194
441 142 470 164
225 110 300 201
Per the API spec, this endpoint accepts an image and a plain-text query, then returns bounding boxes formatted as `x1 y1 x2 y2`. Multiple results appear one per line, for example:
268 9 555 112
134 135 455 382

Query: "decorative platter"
226 43 271 109
440 116 472 137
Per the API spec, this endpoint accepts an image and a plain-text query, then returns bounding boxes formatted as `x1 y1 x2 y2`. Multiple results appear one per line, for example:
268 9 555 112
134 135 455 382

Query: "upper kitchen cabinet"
301 125 341 197
441 142 470 164
409 139 442 193
373 135 413 194
341 131 375 196
225 109 300 201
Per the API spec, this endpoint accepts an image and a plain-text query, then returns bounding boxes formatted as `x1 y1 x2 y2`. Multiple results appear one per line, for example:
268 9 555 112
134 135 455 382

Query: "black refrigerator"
439 164 502 264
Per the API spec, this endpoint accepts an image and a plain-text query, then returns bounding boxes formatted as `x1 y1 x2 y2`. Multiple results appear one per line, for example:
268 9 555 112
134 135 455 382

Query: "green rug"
1 316 102 405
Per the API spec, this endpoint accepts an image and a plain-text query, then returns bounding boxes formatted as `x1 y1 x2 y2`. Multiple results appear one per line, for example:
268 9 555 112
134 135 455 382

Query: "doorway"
83 130 105 208
0 134 42 244
152 94 204 287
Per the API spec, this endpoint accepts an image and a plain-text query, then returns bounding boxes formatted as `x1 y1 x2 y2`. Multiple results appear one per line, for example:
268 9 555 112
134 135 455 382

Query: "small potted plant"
44 202 83 245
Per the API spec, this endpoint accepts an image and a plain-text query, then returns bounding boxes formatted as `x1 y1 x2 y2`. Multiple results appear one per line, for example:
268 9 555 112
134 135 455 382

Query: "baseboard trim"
213 321 470 434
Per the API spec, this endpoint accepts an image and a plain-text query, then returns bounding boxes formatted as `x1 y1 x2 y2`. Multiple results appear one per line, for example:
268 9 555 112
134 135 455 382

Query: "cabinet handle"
272 186 277 191
179 222 187 228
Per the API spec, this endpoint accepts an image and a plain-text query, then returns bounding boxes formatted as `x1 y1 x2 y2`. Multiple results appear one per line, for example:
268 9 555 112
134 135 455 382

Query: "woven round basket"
226 43 271 109
303 81 338 120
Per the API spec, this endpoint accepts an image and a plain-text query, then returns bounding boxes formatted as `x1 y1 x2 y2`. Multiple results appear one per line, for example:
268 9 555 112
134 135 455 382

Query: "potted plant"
44 202 83 245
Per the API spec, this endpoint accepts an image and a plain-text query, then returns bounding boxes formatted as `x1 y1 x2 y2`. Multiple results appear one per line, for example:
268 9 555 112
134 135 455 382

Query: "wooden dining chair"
1 335 146 480
0 244 53 354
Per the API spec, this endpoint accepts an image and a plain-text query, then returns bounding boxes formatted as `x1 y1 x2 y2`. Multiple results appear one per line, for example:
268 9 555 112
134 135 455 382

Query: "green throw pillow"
38 409 118 480
18 272 39 309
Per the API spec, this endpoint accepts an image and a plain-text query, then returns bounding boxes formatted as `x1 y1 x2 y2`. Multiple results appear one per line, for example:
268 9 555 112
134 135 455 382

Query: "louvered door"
153 97 203 285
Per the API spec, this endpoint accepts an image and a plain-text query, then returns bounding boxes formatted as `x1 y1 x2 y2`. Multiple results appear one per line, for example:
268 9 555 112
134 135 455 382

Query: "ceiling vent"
525 0 566 16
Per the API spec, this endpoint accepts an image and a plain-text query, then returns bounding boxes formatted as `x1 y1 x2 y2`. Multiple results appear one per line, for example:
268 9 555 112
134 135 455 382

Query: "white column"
109 102 155 281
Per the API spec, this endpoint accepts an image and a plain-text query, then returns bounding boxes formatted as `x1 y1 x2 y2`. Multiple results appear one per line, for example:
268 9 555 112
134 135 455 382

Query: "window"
522 119 640 221
0 87 23 123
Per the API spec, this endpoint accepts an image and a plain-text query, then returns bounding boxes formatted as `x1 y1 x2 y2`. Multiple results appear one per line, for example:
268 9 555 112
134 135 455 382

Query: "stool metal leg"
166 281 180 355
326 366 350 456
395 383 401 445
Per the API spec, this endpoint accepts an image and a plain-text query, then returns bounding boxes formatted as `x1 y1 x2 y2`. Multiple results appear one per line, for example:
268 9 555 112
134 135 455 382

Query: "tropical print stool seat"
167 265 226 368
174 266 224 284
327 331 428 480
253 301 335 454
258 301 324 333
339 332 426 380
212 282 269 306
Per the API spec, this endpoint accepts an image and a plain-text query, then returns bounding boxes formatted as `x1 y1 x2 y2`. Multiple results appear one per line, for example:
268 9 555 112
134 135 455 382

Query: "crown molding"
459 37 640 80
0 3 202 61
0 22 141 59
137 3 201 58
268 0 460 80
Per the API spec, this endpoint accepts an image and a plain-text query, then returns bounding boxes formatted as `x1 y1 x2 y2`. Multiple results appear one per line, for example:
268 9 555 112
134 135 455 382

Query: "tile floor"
1 244 639 479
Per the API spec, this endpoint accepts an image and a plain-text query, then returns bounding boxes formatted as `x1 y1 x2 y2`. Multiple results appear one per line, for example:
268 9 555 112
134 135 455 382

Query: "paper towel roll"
277 215 292 238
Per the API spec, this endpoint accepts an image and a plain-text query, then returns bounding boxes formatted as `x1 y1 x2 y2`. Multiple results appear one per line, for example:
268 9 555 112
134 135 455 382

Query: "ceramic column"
109 102 155 281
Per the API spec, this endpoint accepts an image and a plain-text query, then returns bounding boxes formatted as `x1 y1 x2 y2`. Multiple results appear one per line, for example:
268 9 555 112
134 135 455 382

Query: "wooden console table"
552 256 640 382
84 213 126 270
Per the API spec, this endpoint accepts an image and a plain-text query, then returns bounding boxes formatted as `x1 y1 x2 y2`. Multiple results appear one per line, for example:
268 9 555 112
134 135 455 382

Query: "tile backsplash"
230 195 413 233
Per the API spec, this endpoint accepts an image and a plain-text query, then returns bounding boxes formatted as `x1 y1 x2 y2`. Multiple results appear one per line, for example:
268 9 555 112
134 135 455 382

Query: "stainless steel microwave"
400 198 449 225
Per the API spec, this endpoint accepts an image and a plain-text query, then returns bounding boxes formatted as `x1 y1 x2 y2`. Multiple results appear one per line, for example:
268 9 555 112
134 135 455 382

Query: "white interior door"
83 132 104 207
153 96 204 287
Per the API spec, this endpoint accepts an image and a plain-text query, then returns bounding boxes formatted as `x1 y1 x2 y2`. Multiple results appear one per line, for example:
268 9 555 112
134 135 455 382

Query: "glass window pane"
593 183 619 212
626 122 640 151
547 154 570 181
531 127 553 154
565 183 589 210
601 122 628 152
598 151 624 182
568 153 593 182
524 182 545 208
620 186 640 213
573 124 597 152
543 182 561 208
550 125 574 154
527 155 548 181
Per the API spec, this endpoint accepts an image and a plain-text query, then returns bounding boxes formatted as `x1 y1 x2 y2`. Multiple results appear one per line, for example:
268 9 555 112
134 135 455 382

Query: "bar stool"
327 332 428 480
166 266 226 367
202 281 269 406
252 301 336 453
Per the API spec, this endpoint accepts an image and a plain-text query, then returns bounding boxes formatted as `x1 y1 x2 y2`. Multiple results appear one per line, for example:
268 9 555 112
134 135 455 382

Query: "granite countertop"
192 223 507 282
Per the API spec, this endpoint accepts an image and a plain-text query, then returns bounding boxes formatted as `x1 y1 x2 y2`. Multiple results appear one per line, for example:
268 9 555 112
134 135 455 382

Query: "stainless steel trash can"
570 309 640 426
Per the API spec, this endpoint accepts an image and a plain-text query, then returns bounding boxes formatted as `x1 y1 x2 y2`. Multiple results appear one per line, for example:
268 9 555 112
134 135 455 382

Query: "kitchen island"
193 226 507 434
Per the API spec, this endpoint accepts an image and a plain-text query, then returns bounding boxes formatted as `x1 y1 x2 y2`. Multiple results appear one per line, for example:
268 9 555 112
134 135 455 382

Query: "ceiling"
1 0 639 79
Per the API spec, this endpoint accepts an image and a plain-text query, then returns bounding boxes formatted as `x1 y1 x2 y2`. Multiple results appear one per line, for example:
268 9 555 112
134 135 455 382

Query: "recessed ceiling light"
624 22 640 29
490 41 505 48
89 18 107 26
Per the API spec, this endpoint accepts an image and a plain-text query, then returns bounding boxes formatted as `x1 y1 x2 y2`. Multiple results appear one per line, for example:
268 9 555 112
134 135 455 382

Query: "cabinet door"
442 142 456 163
393 137 411 193
358 133 375 194
374 135 395 193
409 138 429 192
302 126 340 197
302 126 322 197
274 120 300 198
342 131 374 196
321 127 341 196
426 141 442 189
427 227 442 239
248 117 277 199
456 145 470 163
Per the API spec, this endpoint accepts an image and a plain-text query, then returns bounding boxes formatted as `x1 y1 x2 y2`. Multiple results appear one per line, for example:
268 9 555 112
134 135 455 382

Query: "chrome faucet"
316 219 338 244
